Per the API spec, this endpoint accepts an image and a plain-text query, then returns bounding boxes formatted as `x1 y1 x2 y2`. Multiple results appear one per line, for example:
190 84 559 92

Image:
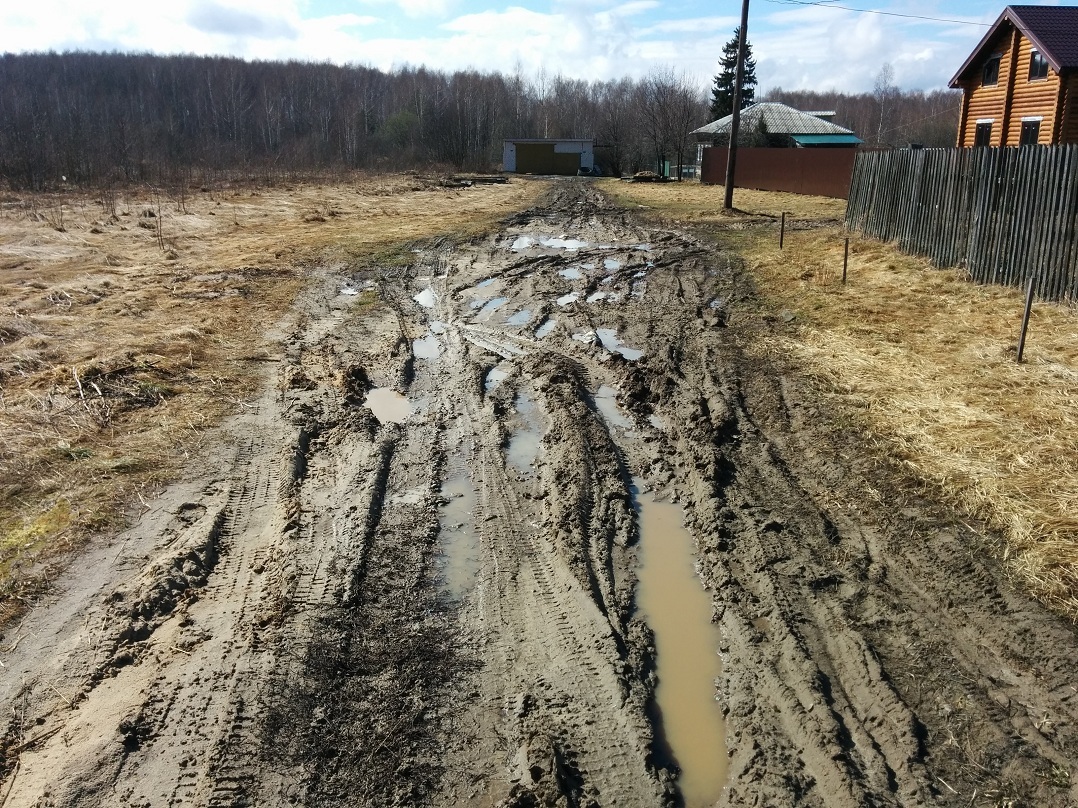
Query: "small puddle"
364 388 412 424
413 287 436 308
541 236 589 250
595 328 644 361
557 292 579 306
633 483 727 807
436 467 481 599
507 391 544 474
413 334 441 360
535 319 557 338
477 297 509 320
559 267 583 280
604 258 621 271
485 365 510 391
510 236 534 251
594 385 633 429
587 291 608 303
506 308 532 326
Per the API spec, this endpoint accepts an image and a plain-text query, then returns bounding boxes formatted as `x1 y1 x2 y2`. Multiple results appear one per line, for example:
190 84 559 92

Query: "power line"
878 101 962 136
763 0 991 27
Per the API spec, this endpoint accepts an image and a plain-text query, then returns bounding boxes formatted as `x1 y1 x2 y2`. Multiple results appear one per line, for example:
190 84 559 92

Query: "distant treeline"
0 51 960 190
0 51 706 189
767 87 960 150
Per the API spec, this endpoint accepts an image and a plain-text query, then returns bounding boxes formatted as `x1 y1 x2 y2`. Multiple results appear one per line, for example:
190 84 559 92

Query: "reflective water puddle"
484 365 510 392
535 319 557 338
634 484 727 807
595 328 644 361
594 385 633 429
413 287 436 308
506 308 532 326
413 334 441 360
506 391 544 474
435 467 481 598
477 297 509 320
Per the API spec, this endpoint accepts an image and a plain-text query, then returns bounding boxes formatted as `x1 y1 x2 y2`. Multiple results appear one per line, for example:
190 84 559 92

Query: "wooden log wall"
845 145 1078 301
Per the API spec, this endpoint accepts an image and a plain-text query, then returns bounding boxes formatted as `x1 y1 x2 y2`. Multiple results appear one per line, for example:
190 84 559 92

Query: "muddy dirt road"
4 179 1078 808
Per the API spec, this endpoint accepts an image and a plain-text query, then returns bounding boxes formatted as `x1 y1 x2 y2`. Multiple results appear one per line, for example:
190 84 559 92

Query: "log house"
950 5 1078 147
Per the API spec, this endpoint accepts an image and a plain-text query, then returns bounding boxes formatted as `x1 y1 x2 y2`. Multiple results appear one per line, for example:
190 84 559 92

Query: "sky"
0 0 1072 95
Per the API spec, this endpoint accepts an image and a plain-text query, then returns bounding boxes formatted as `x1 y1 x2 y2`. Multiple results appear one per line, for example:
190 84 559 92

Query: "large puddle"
634 484 726 806
435 466 481 599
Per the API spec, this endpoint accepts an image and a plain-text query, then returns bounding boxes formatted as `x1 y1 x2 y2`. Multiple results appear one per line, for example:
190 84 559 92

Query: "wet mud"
3 180 1078 808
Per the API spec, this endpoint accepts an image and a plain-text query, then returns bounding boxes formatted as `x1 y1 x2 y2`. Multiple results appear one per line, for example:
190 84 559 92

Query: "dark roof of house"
690 102 860 140
949 5 1078 86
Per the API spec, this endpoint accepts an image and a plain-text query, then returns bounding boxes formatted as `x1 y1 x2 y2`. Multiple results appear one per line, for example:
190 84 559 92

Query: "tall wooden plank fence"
845 146 1078 301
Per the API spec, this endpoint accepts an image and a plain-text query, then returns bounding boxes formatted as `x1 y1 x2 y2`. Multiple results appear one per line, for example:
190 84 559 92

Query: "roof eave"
1009 6 1066 73
949 5 1070 88
948 7 1013 88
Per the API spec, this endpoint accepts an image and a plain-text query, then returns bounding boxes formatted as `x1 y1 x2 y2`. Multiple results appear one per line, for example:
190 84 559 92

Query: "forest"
0 50 961 190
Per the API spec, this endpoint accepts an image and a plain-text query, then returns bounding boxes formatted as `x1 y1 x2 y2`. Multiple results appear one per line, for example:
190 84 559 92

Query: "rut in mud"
3 179 1078 808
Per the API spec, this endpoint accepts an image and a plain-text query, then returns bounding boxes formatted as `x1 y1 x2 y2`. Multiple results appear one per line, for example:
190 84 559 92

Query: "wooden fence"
845 145 1078 301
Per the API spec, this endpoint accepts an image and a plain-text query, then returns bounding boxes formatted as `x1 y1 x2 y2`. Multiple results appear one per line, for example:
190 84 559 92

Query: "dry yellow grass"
604 178 1078 618
0 173 546 619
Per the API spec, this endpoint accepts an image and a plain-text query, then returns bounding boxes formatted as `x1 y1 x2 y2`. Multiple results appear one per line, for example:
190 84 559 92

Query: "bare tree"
873 63 899 146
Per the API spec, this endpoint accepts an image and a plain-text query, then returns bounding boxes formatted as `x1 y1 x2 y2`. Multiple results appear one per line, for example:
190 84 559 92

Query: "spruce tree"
709 27 757 121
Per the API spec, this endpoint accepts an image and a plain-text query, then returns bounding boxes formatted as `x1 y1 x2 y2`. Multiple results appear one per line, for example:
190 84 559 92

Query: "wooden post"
779 212 786 249
723 0 751 210
1017 274 1035 362
842 237 849 284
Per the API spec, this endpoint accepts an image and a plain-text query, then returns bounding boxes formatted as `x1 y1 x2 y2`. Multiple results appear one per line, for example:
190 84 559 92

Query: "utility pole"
723 0 750 210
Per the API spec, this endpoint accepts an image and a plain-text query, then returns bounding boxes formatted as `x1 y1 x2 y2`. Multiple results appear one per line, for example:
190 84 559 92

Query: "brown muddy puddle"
364 388 412 424
506 391 544 474
435 467 481 599
634 483 727 806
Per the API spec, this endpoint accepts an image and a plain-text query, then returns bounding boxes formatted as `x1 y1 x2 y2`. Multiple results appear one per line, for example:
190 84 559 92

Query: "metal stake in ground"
843 237 849 284
1017 274 1035 363
779 212 786 249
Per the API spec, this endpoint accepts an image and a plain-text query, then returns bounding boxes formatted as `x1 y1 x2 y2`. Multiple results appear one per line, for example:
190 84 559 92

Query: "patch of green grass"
0 500 73 575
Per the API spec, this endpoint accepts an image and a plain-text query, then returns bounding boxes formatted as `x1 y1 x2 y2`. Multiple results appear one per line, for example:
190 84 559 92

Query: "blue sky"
0 1 1069 94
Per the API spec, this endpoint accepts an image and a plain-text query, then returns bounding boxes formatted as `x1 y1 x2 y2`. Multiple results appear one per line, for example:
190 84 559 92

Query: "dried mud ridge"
3 180 1078 808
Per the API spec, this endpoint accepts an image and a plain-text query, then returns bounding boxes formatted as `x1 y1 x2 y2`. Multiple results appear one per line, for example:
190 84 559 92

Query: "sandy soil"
2 179 1078 807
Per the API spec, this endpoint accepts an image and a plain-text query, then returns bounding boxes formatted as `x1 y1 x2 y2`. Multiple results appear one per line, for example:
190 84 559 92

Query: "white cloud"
0 0 999 93
353 0 457 19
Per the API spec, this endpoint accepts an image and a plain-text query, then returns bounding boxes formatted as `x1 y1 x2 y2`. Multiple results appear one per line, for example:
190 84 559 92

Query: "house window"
975 121 993 146
983 53 1002 85
1020 119 1041 145
1029 50 1049 80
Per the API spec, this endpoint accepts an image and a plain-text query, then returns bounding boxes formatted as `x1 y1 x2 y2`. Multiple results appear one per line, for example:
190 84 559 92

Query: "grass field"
0 173 546 622
604 178 1078 618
